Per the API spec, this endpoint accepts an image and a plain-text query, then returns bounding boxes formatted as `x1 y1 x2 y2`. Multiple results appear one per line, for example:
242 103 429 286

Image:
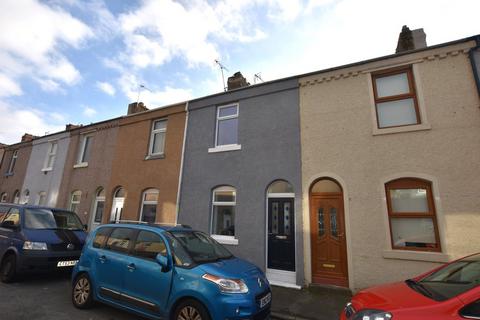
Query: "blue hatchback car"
0 203 87 282
71 223 271 320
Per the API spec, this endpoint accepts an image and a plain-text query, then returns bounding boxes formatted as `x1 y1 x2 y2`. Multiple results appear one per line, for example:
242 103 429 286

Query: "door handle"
99 255 107 263
275 235 287 240
127 263 136 271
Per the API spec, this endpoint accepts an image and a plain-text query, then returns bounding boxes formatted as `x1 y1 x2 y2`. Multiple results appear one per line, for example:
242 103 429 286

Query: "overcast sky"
0 0 478 144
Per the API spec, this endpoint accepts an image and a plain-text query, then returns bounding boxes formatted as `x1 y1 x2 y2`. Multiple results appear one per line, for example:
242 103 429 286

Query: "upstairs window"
140 189 159 223
211 186 236 238
215 104 239 147
77 134 93 165
149 119 167 156
372 67 420 128
43 141 58 170
7 150 18 174
385 178 440 252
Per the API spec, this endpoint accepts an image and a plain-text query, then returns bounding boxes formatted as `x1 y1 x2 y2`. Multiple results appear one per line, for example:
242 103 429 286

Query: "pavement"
270 285 352 320
0 272 351 320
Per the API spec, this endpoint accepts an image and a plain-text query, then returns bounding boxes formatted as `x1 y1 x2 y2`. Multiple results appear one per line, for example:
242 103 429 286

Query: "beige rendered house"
299 32 480 291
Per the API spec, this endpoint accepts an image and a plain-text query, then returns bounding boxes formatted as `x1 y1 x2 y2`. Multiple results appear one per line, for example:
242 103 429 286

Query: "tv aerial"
254 73 264 84
136 84 152 104
214 59 229 92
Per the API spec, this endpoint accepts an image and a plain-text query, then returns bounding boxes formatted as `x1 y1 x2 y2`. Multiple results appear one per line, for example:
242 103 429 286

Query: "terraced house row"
1 29 480 292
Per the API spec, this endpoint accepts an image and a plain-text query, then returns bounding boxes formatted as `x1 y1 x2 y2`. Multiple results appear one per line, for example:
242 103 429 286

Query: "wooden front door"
310 193 348 287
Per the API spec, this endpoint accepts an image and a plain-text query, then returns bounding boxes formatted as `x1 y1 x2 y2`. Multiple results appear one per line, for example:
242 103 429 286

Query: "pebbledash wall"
105 103 187 225
299 38 480 291
57 119 120 226
21 131 70 207
178 78 304 287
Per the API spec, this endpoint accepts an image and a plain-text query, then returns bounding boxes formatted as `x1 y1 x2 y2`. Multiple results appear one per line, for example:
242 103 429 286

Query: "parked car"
72 222 271 320
341 253 480 320
0 203 87 283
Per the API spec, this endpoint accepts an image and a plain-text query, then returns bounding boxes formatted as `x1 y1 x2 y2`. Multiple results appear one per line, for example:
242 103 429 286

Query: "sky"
0 0 478 144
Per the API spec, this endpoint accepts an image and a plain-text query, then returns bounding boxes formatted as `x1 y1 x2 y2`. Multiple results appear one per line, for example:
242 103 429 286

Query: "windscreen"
24 208 84 230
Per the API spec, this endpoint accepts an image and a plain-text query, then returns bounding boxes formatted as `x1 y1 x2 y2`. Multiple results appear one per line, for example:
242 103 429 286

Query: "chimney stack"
21 133 36 142
65 124 82 131
396 25 427 53
128 102 148 115
227 72 250 91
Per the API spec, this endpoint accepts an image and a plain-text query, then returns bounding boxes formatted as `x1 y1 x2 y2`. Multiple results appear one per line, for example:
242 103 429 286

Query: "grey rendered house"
178 75 304 288
21 130 71 207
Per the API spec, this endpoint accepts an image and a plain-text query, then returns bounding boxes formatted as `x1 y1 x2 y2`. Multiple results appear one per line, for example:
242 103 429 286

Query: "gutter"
468 36 480 97
175 101 189 225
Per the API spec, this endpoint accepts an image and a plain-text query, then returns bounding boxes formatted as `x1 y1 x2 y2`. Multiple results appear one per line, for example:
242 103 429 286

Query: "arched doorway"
309 178 348 287
266 180 297 287
110 187 126 223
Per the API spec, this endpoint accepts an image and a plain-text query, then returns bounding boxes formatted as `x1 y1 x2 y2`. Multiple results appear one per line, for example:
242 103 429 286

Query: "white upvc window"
215 104 239 148
70 190 82 214
36 192 47 206
148 119 167 157
211 186 238 245
75 134 93 167
7 150 18 174
42 141 58 171
140 189 159 223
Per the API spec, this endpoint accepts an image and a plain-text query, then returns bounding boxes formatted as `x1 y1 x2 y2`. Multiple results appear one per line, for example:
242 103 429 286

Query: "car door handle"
127 263 136 271
99 255 107 263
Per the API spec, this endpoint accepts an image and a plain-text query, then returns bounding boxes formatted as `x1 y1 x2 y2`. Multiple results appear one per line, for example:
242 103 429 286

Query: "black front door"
267 198 295 271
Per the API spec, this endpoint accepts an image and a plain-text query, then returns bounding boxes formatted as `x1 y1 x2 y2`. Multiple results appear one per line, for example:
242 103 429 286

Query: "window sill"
373 123 431 136
4 172 13 177
73 162 88 169
208 144 242 153
145 153 165 160
383 249 450 263
41 168 52 172
211 235 239 245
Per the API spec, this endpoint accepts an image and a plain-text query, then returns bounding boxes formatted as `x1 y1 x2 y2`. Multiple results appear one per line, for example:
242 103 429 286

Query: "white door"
110 198 124 223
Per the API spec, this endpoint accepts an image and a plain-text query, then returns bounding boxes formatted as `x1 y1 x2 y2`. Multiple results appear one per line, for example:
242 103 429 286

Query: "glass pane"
144 191 158 202
152 131 165 154
376 98 417 128
133 231 167 259
284 202 291 235
81 136 92 163
94 201 104 223
272 202 279 235
214 190 235 202
97 188 105 197
212 205 235 236
267 181 294 194
38 194 47 206
93 227 111 248
47 154 55 168
390 189 428 213
217 118 238 146
318 208 325 237
141 204 157 223
218 105 237 117
72 193 81 202
391 218 437 249
375 72 410 98
311 179 341 193
154 120 167 130
114 188 125 198
330 207 338 238
50 142 58 154
106 228 135 253
70 203 78 214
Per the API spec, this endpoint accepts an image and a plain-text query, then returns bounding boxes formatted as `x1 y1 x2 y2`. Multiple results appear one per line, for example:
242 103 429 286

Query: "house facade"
21 131 71 207
299 36 480 290
178 77 304 288
57 119 119 228
105 102 187 226
0 135 34 204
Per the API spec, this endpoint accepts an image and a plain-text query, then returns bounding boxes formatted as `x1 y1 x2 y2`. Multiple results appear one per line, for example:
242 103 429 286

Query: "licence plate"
259 292 271 308
57 260 78 267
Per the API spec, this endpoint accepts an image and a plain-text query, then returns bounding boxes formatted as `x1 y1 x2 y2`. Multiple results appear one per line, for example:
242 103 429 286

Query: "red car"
341 253 480 320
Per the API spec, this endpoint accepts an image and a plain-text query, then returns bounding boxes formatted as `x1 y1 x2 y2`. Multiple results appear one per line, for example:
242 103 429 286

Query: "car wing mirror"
1 220 18 230
156 253 171 272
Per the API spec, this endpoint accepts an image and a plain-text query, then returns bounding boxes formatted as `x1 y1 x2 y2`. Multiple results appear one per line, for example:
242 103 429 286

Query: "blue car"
71 223 271 320
0 203 88 282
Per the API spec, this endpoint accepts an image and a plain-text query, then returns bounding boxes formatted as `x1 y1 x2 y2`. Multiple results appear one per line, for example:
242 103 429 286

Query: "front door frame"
265 192 300 289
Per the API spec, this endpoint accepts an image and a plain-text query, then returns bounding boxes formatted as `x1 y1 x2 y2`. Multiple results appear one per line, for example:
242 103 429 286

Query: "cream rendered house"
299 31 480 291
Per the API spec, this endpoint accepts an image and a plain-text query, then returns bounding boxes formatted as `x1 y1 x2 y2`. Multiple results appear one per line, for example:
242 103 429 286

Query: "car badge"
257 277 262 288
67 243 75 250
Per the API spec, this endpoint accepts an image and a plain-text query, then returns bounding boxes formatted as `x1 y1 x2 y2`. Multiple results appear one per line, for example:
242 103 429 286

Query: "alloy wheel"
177 306 202 320
73 277 90 306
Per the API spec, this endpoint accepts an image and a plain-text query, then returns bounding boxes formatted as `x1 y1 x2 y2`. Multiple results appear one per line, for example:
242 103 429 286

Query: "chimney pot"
227 72 250 91
396 25 427 53
127 102 149 115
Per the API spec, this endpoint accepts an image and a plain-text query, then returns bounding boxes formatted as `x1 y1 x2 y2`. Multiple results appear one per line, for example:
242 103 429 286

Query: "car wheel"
0 254 17 283
174 299 211 320
72 273 94 309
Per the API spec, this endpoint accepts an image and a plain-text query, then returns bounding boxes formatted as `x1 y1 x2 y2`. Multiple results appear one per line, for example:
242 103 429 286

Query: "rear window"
93 227 112 248
105 228 135 253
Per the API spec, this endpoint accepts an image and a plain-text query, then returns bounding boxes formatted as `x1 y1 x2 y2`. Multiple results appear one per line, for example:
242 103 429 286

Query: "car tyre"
173 299 211 320
0 254 17 283
72 273 94 309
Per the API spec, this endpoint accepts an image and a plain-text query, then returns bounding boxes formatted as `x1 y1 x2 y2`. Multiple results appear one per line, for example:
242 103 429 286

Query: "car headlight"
202 274 249 293
353 309 392 320
23 241 48 250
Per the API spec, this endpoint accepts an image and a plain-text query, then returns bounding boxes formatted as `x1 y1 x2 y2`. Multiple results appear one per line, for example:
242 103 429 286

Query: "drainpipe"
468 36 480 98
175 101 189 225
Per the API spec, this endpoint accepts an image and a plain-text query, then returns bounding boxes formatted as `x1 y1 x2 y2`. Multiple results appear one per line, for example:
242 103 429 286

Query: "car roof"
98 221 193 233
